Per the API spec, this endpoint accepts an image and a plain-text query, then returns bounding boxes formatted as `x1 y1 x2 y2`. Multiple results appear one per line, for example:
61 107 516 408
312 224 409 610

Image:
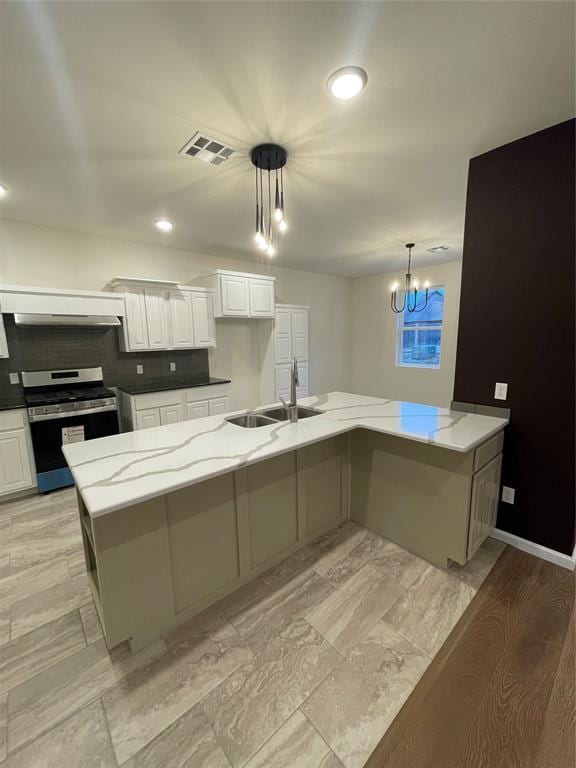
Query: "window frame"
395 285 445 370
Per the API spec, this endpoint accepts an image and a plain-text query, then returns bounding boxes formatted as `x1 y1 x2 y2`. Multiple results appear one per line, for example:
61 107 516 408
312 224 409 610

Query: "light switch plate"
170 362 176 372
136 364 143 375
9 372 19 385
494 382 508 400
502 486 515 504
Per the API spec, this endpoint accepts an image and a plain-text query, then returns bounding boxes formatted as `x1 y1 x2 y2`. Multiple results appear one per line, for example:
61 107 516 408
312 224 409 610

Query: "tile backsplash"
0 316 209 409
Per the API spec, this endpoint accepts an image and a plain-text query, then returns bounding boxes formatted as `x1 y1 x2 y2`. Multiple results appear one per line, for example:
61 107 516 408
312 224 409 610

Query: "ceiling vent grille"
427 244 450 252
178 131 237 166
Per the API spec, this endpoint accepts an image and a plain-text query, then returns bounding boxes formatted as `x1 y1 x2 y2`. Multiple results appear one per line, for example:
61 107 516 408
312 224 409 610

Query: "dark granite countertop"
0 399 26 412
115 377 231 396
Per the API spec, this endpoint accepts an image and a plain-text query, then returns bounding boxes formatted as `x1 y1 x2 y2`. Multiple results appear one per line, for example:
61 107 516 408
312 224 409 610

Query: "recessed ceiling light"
155 219 173 233
0 183 8 198
327 66 368 100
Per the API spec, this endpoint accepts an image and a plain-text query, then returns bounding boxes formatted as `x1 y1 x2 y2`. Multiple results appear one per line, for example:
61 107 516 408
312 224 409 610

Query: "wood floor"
365 546 576 768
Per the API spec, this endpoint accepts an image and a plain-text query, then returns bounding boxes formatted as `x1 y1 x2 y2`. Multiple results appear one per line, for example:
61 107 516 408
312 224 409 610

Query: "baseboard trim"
490 528 576 571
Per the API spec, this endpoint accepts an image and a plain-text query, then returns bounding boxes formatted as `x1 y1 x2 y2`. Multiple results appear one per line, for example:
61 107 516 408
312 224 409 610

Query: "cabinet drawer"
474 431 504 472
0 409 28 431
185 384 231 403
133 390 183 410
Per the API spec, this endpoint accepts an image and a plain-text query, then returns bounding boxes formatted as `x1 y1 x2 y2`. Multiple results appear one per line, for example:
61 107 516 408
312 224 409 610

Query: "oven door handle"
28 404 118 423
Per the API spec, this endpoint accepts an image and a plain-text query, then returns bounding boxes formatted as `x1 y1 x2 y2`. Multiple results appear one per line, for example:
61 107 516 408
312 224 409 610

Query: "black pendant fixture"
390 243 430 313
251 144 288 256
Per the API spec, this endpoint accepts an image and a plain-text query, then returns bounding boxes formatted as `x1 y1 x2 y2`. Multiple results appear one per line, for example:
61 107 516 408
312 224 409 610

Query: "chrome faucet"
280 357 299 423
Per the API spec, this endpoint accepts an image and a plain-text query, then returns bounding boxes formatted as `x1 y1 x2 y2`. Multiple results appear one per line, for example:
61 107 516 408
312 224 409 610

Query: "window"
396 287 445 368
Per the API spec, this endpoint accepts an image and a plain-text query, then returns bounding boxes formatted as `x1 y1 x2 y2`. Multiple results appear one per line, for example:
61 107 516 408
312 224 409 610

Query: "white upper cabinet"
190 292 216 347
219 275 250 317
0 312 9 359
144 289 170 349
168 291 195 348
202 270 276 318
123 287 149 351
113 279 216 352
249 278 275 317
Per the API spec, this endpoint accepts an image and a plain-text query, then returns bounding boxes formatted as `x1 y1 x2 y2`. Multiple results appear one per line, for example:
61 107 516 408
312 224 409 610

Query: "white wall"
350 261 462 407
0 219 352 409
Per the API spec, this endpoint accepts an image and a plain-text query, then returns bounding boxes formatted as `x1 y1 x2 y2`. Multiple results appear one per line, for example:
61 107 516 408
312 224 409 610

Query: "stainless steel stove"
22 367 119 492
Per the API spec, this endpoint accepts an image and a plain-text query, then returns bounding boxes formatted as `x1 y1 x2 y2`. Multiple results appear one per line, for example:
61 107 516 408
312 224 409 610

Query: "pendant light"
251 144 288 255
390 243 430 313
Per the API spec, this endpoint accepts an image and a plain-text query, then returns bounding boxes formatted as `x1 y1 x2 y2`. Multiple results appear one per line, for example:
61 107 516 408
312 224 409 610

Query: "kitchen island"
63 392 508 650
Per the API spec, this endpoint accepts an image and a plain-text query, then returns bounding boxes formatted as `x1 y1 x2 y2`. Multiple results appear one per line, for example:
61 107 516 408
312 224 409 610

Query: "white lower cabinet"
159 404 185 426
467 453 503 559
208 397 229 416
135 409 161 430
124 384 232 431
0 410 36 496
186 400 210 420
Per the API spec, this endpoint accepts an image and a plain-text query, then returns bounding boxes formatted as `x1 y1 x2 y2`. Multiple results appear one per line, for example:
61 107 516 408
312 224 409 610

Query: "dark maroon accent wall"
454 119 575 556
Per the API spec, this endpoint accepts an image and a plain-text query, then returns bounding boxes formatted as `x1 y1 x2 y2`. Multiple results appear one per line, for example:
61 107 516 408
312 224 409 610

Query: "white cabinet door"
123 287 149 351
208 397 229 416
160 404 184 426
296 361 309 397
292 308 309 361
275 364 292 401
186 400 210 420
468 454 502 559
191 293 216 347
168 291 194 348
274 308 292 363
249 279 275 317
220 276 250 317
0 313 8 358
0 429 33 494
144 289 170 349
135 409 161 430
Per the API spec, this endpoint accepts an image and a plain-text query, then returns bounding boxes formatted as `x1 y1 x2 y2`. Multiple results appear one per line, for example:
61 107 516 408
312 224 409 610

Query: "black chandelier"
390 243 430 313
251 143 288 257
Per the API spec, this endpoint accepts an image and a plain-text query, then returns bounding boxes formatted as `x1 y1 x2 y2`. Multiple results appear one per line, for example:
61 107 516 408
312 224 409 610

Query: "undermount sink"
259 406 324 421
226 406 324 428
226 414 277 428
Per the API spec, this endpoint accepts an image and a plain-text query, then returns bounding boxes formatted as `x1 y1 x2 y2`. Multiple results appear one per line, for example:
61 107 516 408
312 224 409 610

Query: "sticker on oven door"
62 425 85 445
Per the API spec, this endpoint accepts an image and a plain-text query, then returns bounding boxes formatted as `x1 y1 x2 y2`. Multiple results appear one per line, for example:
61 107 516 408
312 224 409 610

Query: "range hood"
14 313 120 327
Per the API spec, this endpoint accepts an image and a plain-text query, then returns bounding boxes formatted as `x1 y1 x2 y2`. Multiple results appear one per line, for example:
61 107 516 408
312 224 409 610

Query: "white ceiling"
0 1 574 277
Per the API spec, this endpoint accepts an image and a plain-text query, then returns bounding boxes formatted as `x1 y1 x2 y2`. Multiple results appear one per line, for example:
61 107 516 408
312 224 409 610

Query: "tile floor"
0 488 505 767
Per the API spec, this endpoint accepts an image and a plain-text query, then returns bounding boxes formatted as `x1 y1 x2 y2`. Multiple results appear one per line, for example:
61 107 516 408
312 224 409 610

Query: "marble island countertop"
63 392 509 518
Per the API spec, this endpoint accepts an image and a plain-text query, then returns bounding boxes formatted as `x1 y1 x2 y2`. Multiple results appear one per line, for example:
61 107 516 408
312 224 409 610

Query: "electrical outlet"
136 364 143 375
170 362 176 372
494 382 508 400
502 486 515 504
9 372 19 385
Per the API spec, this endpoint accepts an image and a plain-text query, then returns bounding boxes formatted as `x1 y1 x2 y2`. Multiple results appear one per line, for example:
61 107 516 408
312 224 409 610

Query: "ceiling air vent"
178 131 237 166
427 244 450 252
